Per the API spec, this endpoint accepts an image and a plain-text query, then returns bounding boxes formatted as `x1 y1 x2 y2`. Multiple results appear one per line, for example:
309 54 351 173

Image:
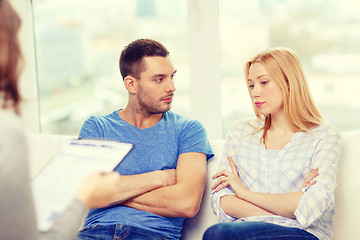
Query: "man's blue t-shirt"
78 110 214 239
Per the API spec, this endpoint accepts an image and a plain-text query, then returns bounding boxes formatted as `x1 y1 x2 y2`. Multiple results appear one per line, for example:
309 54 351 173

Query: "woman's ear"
123 76 136 94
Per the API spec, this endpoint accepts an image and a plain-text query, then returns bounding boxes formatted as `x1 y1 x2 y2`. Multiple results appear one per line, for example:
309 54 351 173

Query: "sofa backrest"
181 132 360 240
332 131 360 240
26 132 360 240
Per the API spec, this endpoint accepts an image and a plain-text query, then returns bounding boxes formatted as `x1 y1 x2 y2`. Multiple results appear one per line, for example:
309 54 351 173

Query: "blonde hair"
244 47 322 143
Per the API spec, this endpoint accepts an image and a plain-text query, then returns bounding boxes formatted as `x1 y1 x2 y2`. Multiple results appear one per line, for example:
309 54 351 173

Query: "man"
76 39 214 240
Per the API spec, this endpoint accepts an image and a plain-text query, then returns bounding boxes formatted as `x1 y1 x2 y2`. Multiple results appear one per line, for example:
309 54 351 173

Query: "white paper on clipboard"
31 139 133 231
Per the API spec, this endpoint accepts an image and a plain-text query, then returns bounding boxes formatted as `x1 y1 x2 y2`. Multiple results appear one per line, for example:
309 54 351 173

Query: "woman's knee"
203 223 236 240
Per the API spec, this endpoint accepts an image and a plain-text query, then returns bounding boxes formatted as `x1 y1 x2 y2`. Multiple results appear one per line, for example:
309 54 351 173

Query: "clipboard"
31 138 133 231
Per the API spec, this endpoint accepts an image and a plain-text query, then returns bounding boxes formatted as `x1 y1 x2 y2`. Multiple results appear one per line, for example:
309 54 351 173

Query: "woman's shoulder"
301 122 342 148
228 117 263 137
312 122 341 139
231 117 263 130
0 110 26 163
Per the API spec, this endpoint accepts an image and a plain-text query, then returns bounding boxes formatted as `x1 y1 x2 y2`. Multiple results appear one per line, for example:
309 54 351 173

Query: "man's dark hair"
119 39 169 80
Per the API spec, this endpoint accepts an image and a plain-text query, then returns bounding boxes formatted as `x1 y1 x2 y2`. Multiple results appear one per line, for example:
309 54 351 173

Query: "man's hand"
121 152 207 218
157 169 176 187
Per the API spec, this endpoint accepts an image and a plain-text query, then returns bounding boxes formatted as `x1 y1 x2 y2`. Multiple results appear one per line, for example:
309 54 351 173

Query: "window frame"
19 0 223 138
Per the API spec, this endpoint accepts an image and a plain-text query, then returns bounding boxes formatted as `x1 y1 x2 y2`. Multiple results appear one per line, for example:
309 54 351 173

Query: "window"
31 0 360 137
32 0 189 135
219 0 360 136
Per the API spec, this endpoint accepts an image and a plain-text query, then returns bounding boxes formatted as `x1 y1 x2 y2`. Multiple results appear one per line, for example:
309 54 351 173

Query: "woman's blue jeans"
203 222 319 240
76 224 169 240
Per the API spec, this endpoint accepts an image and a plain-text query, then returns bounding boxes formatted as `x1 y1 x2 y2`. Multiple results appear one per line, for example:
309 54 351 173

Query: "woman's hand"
301 168 319 192
76 171 123 208
211 156 249 198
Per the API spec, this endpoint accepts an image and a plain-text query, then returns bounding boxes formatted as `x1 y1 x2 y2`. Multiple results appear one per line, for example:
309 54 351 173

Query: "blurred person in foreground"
0 1 170 240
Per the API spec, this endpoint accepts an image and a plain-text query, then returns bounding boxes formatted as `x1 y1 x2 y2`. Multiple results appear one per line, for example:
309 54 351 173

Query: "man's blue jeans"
76 224 169 240
203 222 319 240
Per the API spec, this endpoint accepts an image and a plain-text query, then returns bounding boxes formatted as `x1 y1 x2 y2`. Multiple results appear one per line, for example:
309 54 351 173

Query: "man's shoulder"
85 110 119 124
165 111 203 129
165 111 202 123
79 110 123 139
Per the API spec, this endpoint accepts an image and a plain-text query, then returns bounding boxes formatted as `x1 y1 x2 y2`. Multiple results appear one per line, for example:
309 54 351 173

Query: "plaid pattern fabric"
211 118 342 240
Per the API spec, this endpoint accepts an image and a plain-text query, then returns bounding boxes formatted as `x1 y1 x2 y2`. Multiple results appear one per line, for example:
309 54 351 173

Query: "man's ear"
124 76 137 94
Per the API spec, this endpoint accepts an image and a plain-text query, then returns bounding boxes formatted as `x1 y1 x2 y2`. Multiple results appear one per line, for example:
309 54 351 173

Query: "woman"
0 1 125 239
0 1 175 240
204 48 341 240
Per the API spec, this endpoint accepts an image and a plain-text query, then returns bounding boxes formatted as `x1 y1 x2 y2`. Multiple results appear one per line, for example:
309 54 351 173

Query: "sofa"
26 131 360 240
